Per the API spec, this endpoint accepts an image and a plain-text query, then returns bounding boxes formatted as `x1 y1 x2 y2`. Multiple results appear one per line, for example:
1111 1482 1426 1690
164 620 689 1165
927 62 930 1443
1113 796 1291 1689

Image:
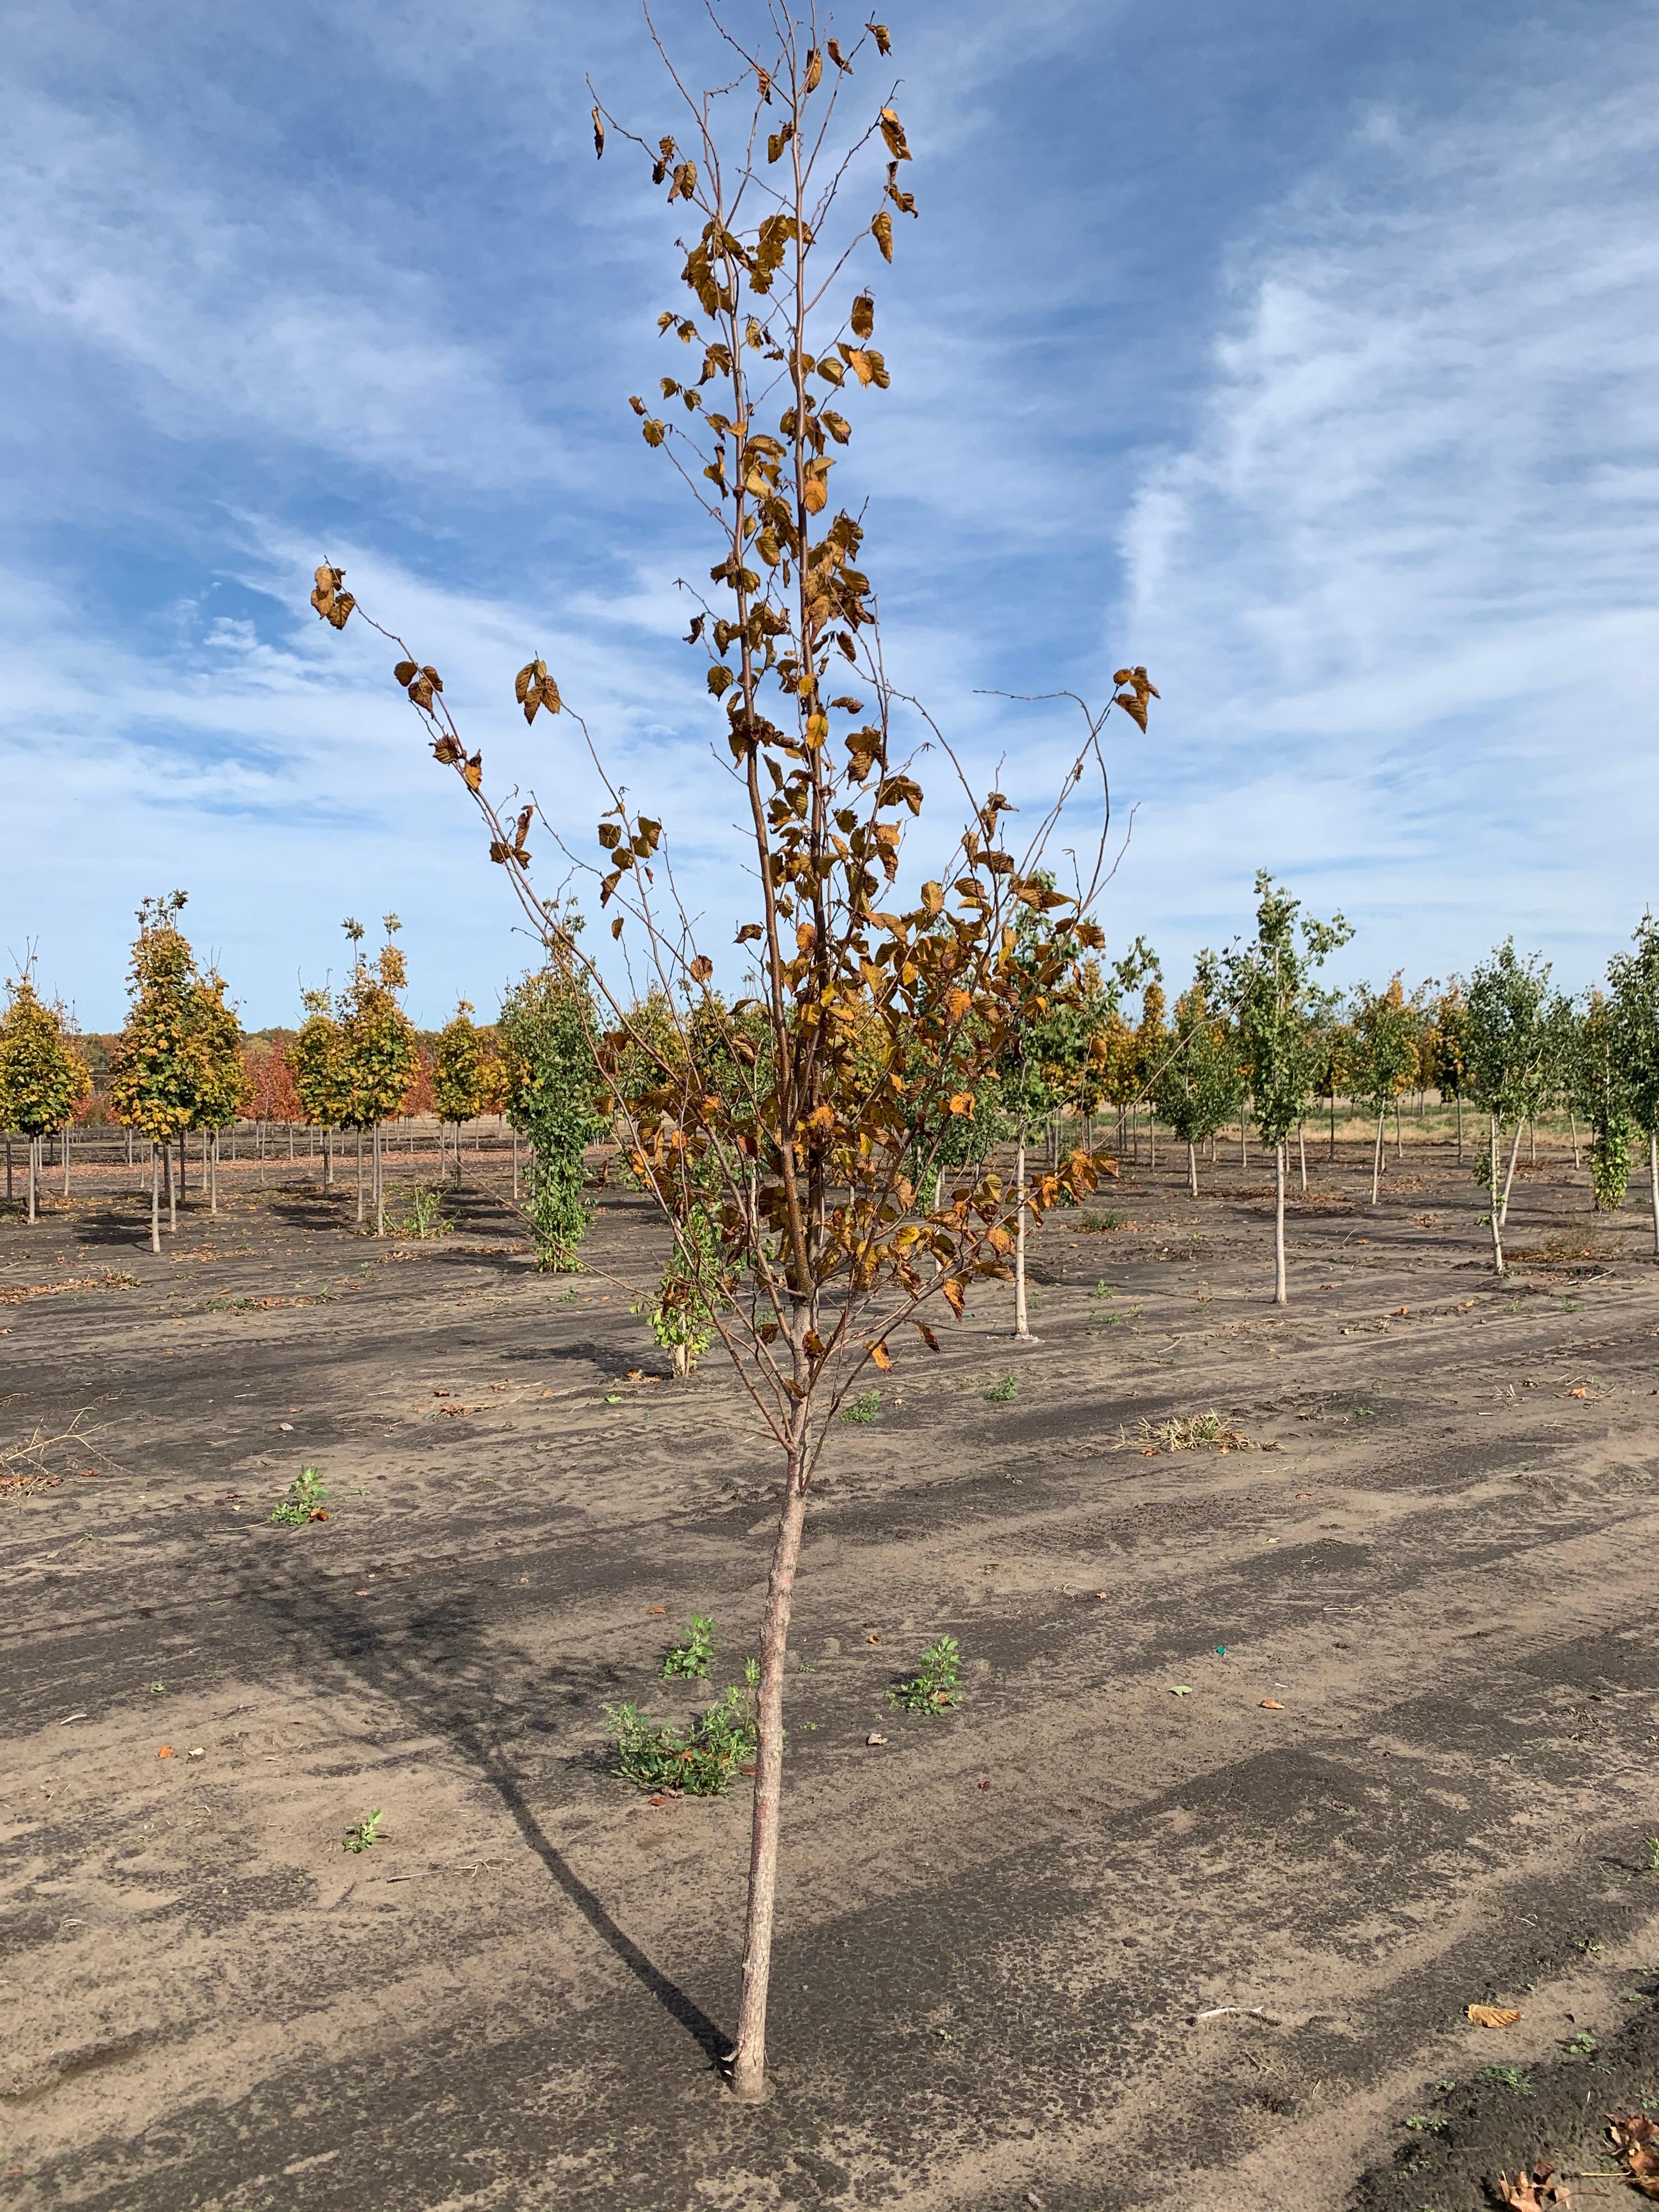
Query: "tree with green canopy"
1217 873 1351 1303
433 999 488 1186
0 969 91 1223
337 916 418 1235
1565 992 1630 1214
1349 977 1422 1206
1607 911 1659 1256
1464 940 1553 1274
498 964 611 1271
185 970 249 1215
289 990 352 1189
1152 974 1244 1197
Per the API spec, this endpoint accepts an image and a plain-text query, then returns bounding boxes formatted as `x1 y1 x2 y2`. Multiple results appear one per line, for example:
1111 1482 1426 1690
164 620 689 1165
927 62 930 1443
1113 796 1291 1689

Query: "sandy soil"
4 1138 1659 2210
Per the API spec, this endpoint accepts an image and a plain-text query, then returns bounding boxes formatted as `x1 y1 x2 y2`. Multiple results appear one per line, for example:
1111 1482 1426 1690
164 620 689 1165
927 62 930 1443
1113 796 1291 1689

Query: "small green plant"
1077 1210 1125 1232
842 1389 881 1425
148 1681 165 1695
1643 1836 1659 1871
889 1635 962 1714
607 1664 758 1796
1402 2115 1448 2135
1563 2028 1599 2057
1092 1281 1116 1299
985 1375 1018 1404
342 1809 383 1853
1480 2064 1532 2096
269 1466 329 1526
662 1612 715 1681
399 1184 449 1240
1580 1936 1606 1958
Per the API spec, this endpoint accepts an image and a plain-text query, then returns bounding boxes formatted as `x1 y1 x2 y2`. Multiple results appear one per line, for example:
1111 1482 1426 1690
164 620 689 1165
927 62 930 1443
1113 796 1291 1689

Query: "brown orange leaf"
1466 2004 1523 2028
157 1745 175 1759
1259 1700 1284 1710
867 1341 893 1371
871 210 893 262
1496 2165 1570 2209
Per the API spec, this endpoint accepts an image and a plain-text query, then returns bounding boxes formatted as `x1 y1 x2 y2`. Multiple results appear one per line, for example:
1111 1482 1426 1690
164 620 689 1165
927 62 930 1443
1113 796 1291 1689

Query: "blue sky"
5 0 1657 1029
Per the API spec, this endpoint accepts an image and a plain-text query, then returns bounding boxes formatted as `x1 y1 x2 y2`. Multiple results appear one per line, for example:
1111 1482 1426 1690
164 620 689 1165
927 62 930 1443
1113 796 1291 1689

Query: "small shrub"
399 1185 449 1240
342 1809 383 1853
662 1612 715 1680
269 1466 329 1525
842 1389 881 1425
1480 2064 1532 2096
985 1375 1018 1404
608 1662 758 1796
1136 1411 1250 1453
1643 1836 1659 1872
1076 1211 1125 1233
1564 2029 1599 2057
889 1635 962 1714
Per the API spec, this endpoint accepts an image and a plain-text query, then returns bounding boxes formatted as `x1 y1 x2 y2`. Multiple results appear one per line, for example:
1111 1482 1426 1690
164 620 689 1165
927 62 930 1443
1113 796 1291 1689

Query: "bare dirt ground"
5 1136 1659 2211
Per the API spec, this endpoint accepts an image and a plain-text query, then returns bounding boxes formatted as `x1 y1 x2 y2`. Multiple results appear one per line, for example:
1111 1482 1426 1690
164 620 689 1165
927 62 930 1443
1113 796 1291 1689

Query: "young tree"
1464 940 1552 1274
186 970 248 1215
498 966 611 1268
1565 993 1630 1214
338 916 419 1235
1218 874 1351 1302
1152 974 1243 1196
1131 975 1167 1168
108 893 202 1252
1609 911 1659 1257
289 991 351 1189
309 8 1154 2100
434 1000 488 1186
1350 978 1420 1206
1426 983 1470 1163
0 971 91 1223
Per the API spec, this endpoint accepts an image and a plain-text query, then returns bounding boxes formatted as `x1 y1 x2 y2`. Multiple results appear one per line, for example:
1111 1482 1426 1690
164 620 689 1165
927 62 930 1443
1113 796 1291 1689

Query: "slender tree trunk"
1528 1118 1536 1166
1274 1141 1287 1306
27 1136 37 1223
1013 1119 1033 1341
1329 1093 1336 1160
289 1122 295 1163
1188 1140 1198 1198
1240 1111 1247 1169
1370 1113 1384 1206
151 1144 160 1255
1650 1130 1658 1261
5 1136 12 1205
63 1125 70 1198
210 1132 218 1215
1297 1120 1307 1194
1489 1115 1505 1273
166 1141 176 1233
512 1128 520 1202
127 1127 133 1168
1570 1109 1581 1170
934 1164 944 1212
1148 1110 1155 1171
1394 1096 1403 1160
1499 1118 1524 1227
375 1124 385 1237
357 1126 365 1226
729 1444 811 2102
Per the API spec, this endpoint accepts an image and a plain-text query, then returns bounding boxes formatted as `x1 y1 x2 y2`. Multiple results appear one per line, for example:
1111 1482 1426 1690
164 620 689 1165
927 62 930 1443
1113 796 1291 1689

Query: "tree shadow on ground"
240 1570 731 2073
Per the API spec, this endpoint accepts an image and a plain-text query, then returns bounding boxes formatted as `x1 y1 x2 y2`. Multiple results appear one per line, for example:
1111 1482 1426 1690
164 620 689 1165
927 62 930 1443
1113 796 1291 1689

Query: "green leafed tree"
289 990 352 1189
185 970 249 1215
1153 974 1244 1195
1609 911 1659 1258
1463 940 1553 1274
1565 993 1630 1214
433 1000 488 1187
498 966 610 1270
0 970 91 1222
1217 874 1352 1303
108 893 203 1252
337 916 419 1235
1349 977 1422 1206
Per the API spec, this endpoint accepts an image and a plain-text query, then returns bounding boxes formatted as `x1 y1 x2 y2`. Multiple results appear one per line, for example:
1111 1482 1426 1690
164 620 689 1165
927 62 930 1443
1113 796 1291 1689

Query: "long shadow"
242 1568 731 2073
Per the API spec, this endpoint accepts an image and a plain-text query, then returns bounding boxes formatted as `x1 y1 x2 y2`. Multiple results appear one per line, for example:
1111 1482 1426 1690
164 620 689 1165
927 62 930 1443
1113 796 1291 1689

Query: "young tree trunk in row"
150 1143 160 1255
1273 1141 1287 1306
375 1124 385 1238
1239 1111 1247 1170
1148 1113 1155 1171
1569 1109 1581 1170
27 1136 38 1223
1370 1113 1385 1207
5 1135 12 1205
1012 1119 1034 1342
1489 1115 1505 1274
63 1125 71 1198
166 1141 176 1233
209 1132 218 1215
1187 1141 1198 1199
1329 1094 1337 1160
1528 1118 1536 1166
729 1436 811 2101
1394 1096 1403 1160
1498 1118 1525 1227
1650 1130 1658 1262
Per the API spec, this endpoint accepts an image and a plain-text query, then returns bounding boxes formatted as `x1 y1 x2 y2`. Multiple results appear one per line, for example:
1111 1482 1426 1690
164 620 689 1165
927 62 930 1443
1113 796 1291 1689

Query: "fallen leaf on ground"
1170 1685 1192 1697
1609 2114 1659 2198
1260 1699 1284 1710
1567 1386 1588 1398
1496 2163 1570 2208
865 1733 887 1746
647 1793 669 1807
646 1606 666 1615
866 1632 881 1644
1397 1306 1410 1316
1468 2003 1523 2028
157 1746 174 1759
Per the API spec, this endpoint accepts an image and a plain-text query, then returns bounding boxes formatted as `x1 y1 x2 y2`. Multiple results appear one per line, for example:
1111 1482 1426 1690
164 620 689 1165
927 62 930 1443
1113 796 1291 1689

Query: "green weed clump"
662 1612 715 1680
985 1375 1018 1404
842 1389 881 1425
608 1661 759 1796
399 1185 449 1240
269 1467 329 1526
889 1635 962 1714
342 1809 383 1853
